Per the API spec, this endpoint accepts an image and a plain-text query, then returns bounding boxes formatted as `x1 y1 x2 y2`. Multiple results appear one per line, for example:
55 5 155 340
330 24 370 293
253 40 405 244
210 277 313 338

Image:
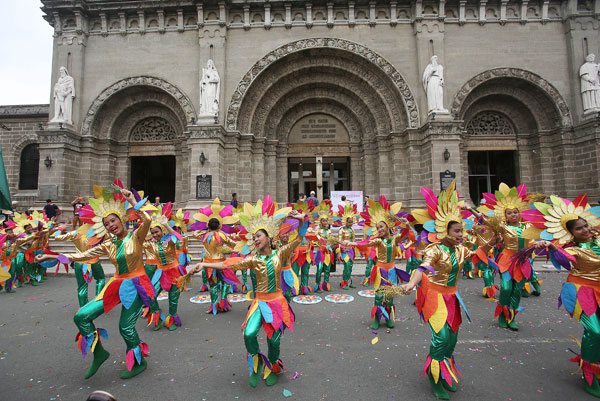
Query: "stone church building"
1 0 599 209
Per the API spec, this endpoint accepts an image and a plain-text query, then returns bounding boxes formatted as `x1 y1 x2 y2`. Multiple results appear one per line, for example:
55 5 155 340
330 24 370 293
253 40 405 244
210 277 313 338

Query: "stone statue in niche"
422 55 448 114
199 59 220 120
579 54 600 115
50 66 75 124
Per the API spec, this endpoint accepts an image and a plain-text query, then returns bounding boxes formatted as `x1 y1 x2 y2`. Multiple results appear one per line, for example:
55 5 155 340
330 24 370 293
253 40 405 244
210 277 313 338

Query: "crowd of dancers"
1 179 599 399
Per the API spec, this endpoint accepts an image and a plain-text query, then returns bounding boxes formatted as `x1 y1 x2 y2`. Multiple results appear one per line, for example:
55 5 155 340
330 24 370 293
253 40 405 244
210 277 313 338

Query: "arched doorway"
227 39 418 202
453 69 572 201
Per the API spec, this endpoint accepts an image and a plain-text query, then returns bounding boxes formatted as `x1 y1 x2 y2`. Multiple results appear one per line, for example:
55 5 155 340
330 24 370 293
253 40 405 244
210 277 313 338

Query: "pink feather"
420 187 438 218
162 202 173 217
482 193 497 206
379 195 389 211
577 286 598 316
516 183 527 198
219 205 233 218
262 195 275 216
573 194 588 208
126 349 135 371
520 209 547 229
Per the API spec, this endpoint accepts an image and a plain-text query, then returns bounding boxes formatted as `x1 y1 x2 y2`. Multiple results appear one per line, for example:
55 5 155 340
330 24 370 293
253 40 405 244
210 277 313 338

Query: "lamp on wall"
44 155 53 168
443 148 450 162
199 151 207 166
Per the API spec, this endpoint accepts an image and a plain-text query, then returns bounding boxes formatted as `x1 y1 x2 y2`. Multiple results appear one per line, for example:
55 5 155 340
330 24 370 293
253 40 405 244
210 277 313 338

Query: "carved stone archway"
81 76 196 137
226 38 420 131
451 68 572 128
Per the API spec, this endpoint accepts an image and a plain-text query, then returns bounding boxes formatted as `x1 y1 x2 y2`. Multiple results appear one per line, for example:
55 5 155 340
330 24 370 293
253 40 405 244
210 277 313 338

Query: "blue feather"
423 220 436 233
258 301 273 323
86 227 95 238
540 230 553 241
298 220 309 238
455 291 472 323
588 206 600 217
133 346 142 364
560 282 577 314
283 269 294 288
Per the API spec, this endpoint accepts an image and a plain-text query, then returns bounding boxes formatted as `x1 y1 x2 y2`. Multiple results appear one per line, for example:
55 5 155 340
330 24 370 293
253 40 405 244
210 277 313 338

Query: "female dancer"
400 182 493 400
476 183 535 330
522 194 600 397
53 225 106 307
143 205 186 331
310 202 334 293
346 196 409 329
193 197 303 387
36 183 160 379
334 203 359 289
191 198 240 314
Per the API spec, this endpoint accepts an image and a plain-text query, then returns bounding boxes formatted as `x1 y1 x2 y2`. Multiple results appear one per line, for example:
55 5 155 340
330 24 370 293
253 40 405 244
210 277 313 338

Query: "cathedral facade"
1 0 599 208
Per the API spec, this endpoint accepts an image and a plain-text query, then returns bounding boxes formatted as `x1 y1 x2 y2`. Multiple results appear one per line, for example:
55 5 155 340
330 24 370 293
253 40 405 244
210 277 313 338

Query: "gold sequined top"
194 230 235 260
64 210 151 276
565 240 600 282
420 243 475 287
144 239 177 267
498 223 530 252
54 231 100 263
228 238 301 293
367 236 403 264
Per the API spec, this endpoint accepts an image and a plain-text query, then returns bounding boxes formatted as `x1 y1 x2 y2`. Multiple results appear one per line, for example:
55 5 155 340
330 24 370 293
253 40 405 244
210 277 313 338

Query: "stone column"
237 134 253 201
186 125 226 207
391 131 410 202
362 140 379 196
276 143 288 202
376 135 392 199
251 138 265 199
264 139 278 198
349 142 364 193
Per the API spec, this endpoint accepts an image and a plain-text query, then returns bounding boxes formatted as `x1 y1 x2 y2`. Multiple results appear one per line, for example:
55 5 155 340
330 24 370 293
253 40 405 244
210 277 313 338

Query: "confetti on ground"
283 388 293 397
291 371 299 380
371 337 379 345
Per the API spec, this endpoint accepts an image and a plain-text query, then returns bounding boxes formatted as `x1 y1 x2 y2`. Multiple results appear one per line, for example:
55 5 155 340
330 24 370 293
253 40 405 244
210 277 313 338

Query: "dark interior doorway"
468 150 517 205
130 156 176 202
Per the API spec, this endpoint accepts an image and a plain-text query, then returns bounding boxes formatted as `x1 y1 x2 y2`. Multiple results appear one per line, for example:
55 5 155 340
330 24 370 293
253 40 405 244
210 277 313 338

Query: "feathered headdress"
520 194 600 244
170 208 190 233
13 211 49 234
478 183 535 221
333 202 359 227
288 201 315 214
150 202 173 229
411 181 471 241
78 179 153 238
190 198 238 234
360 196 403 236
310 200 332 224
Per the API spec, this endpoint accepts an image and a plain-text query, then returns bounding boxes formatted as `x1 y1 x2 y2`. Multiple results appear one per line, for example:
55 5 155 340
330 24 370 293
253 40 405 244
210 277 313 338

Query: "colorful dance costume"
59 182 160 379
355 196 408 329
308 201 334 292
478 183 535 330
521 194 600 397
334 202 359 289
143 205 187 330
410 181 488 400
291 236 312 295
0 229 17 292
191 198 240 315
220 196 301 387
54 226 106 307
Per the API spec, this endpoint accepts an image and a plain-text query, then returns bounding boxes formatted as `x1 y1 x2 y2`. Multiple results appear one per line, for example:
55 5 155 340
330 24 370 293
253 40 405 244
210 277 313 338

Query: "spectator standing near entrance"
153 196 161 207
71 195 87 228
298 193 307 202
43 199 61 220
307 191 319 206
231 193 238 208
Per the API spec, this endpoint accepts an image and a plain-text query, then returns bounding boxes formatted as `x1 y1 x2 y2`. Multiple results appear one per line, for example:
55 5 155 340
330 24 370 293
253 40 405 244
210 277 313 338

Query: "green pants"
364 258 374 279
341 261 353 286
244 308 282 363
315 262 331 286
73 262 106 307
298 262 311 294
144 264 180 316
580 312 600 363
499 277 525 312
479 262 495 288
240 269 248 289
429 323 459 361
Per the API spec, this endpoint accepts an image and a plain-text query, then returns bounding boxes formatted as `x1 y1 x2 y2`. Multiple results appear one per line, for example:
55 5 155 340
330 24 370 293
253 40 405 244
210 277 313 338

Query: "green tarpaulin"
0 148 12 211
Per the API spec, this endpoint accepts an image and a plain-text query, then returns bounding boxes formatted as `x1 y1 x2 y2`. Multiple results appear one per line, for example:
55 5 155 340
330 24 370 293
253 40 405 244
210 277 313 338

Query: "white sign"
331 191 364 213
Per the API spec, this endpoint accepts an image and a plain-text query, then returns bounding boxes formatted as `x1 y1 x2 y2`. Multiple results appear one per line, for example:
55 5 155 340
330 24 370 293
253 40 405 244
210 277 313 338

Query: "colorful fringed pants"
462 259 475 279
340 260 354 289
363 258 375 286
73 262 106 307
240 269 248 292
145 263 183 328
315 262 331 292
294 261 312 295
417 277 463 389
199 268 210 292
243 291 294 383
478 261 497 298
522 269 542 297
496 276 525 325
13 252 26 287
369 262 408 327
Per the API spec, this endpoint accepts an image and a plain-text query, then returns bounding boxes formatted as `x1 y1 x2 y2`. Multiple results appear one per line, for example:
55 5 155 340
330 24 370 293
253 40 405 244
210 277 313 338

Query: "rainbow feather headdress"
310 201 332 224
190 198 238 234
360 196 403 236
478 183 533 221
411 181 469 241
78 179 153 238
333 202 359 227
13 211 49 234
520 194 600 244
170 208 190 233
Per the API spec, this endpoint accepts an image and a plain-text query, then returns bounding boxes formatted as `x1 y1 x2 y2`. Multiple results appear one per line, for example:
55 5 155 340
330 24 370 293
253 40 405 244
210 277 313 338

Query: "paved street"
0 272 593 401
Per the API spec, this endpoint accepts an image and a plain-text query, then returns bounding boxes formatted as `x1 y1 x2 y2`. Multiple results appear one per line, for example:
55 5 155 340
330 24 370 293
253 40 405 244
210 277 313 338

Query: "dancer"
347 196 409 329
191 198 240 314
192 197 304 387
0 223 17 292
522 194 600 397
399 181 493 400
288 201 313 295
143 204 186 331
310 202 335 293
36 182 160 379
334 202 359 289
53 224 106 307
476 183 538 330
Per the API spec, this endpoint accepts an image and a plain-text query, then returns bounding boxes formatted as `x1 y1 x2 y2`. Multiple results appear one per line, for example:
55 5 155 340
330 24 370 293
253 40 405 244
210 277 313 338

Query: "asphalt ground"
0 272 594 401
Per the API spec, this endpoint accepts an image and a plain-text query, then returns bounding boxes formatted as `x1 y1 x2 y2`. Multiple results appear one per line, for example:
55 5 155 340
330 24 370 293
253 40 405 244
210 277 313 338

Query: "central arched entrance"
227 39 419 202
286 113 351 201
